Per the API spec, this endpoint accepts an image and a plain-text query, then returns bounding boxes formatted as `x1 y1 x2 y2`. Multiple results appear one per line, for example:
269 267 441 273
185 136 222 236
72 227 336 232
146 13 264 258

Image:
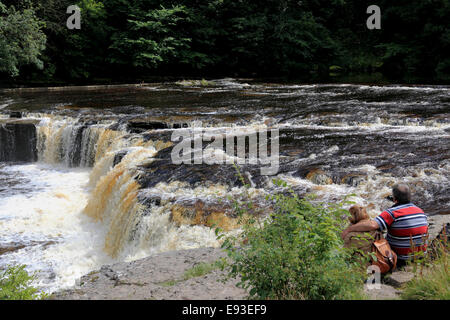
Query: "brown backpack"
371 233 397 274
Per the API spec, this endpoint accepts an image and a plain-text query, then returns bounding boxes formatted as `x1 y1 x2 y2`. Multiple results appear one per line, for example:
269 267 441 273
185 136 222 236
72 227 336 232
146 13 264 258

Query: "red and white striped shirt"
375 203 428 261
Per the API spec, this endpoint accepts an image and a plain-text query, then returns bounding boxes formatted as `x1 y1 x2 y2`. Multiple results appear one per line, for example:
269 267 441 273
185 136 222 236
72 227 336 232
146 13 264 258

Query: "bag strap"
385 250 395 269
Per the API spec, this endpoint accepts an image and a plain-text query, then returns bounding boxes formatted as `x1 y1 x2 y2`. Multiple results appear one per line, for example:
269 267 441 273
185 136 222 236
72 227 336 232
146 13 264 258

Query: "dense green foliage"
0 265 47 300
0 0 449 83
0 2 46 77
218 178 367 300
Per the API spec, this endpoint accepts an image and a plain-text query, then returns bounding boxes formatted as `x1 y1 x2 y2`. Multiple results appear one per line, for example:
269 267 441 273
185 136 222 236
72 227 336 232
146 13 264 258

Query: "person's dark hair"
392 184 411 204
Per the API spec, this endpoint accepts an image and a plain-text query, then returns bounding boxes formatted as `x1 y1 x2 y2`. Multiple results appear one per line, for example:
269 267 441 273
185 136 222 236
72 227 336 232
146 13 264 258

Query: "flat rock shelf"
50 247 247 300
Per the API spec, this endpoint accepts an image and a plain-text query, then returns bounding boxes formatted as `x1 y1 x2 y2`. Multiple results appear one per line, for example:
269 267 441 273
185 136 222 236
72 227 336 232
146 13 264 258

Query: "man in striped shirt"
341 184 428 267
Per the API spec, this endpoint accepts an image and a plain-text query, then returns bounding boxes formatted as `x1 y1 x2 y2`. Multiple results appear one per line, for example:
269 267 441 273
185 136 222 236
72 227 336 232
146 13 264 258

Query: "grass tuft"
183 261 220 280
401 249 449 300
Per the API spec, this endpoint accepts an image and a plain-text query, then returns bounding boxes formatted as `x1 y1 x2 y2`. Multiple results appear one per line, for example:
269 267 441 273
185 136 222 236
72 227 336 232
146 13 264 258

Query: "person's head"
348 205 370 224
392 183 411 204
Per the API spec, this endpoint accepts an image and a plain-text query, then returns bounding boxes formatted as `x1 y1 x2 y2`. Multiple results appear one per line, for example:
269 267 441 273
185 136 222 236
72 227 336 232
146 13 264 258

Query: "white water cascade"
0 116 233 292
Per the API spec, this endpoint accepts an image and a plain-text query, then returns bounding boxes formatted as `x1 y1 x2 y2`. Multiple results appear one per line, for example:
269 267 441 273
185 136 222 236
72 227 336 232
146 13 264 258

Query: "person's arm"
341 219 379 240
341 208 395 240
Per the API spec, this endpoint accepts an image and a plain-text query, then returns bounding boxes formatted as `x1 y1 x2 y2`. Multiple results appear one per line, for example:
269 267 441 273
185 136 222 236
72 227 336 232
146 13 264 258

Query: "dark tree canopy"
0 0 449 84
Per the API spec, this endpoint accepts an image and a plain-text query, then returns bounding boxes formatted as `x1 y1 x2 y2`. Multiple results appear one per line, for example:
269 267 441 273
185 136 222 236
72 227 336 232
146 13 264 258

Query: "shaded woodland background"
1 0 449 85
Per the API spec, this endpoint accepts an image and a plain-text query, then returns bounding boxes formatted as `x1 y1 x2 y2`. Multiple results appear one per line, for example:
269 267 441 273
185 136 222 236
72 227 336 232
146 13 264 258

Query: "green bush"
218 177 367 300
0 3 47 77
0 265 46 300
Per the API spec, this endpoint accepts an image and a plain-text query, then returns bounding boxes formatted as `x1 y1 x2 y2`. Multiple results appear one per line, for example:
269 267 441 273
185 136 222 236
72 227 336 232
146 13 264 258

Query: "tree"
61 0 110 79
0 2 46 77
109 4 192 72
1 0 448 83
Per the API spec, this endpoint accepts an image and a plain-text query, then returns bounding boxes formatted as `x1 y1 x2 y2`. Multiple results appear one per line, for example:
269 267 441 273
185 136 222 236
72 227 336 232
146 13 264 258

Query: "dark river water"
0 79 448 292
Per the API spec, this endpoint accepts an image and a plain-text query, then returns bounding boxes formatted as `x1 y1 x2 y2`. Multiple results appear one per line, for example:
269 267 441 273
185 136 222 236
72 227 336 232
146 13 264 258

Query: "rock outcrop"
0 120 38 162
50 247 247 300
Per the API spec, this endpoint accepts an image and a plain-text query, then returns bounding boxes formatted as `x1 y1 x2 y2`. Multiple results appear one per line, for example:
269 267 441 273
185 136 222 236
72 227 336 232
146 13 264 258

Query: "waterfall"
33 116 182 258
0 114 241 262
84 148 157 258
36 118 125 168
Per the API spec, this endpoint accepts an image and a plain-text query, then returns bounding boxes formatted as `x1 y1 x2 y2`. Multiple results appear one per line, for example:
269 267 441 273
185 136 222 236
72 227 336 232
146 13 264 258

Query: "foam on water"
0 164 114 293
275 158 450 218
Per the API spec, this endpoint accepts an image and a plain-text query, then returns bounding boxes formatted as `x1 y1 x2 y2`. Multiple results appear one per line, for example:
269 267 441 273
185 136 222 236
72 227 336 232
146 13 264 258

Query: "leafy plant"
0 265 47 300
217 168 367 300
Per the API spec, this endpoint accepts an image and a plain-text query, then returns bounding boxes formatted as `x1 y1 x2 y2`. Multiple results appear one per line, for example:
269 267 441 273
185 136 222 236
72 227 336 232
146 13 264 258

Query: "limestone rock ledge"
50 247 247 300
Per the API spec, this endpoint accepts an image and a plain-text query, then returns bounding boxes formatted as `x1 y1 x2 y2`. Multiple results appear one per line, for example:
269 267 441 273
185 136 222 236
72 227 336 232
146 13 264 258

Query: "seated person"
343 205 378 254
341 184 429 268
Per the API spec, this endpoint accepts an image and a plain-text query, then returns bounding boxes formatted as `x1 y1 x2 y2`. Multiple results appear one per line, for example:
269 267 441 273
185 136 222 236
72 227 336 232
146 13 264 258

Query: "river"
0 79 449 293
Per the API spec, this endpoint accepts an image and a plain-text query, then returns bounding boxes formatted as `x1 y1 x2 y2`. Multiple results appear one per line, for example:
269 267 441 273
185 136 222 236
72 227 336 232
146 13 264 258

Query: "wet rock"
170 200 236 230
305 169 332 185
168 198 267 231
9 111 22 118
172 123 190 129
0 240 57 256
293 165 317 178
142 130 174 144
137 193 161 207
136 146 263 189
169 198 269 231
337 173 366 186
332 171 367 187
113 150 129 167
127 121 169 133
109 105 146 115
376 163 396 172
293 166 335 186
0 122 37 162
0 243 26 256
